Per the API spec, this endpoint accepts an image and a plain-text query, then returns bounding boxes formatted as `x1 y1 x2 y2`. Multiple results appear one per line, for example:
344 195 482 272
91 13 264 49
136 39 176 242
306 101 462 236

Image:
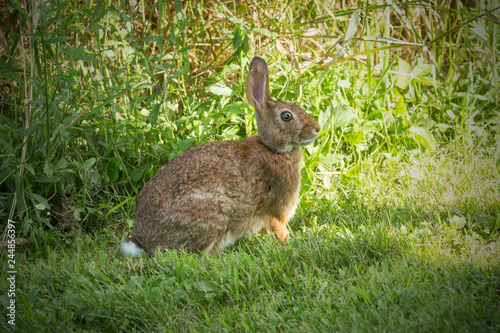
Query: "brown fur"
128 57 320 254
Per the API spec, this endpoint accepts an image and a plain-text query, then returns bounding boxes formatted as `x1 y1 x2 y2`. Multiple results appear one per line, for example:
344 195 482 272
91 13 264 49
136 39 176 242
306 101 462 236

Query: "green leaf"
360 120 382 133
169 26 176 45
18 123 43 137
318 109 332 129
345 163 368 178
130 82 153 91
409 126 437 151
105 157 120 182
332 105 357 129
233 26 243 49
82 157 96 169
172 290 187 301
153 62 172 71
450 215 466 229
223 102 246 116
338 80 351 89
471 20 488 42
208 84 232 96
248 28 279 37
178 138 196 152
411 61 433 80
53 158 69 171
435 123 452 132
178 46 195 53
345 131 363 146
241 35 250 54
395 59 411 89
393 92 406 116
362 36 423 46
22 163 35 175
92 0 104 19
32 193 49 208
398 59 411 73
111 68 126 78
27 99 44 106
130 168 145 182
44 160 54 177
47 36 73 44
172 66 189 79
77 54 99 62
173 0 183 14
106 198 131 218
54 124 70 141
194 280 218 293
0 62 22 72
144 35 162 43
344 10 360 45
93 7 109 22
322 153 345 166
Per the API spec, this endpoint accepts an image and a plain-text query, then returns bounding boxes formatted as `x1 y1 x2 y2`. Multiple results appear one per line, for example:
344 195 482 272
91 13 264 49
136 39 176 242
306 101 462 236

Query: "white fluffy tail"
121 238 143 257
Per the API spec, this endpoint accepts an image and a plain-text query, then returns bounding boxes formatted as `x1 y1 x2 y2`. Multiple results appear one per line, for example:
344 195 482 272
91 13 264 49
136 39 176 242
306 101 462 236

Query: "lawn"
3 168 500 331
1 0 499 332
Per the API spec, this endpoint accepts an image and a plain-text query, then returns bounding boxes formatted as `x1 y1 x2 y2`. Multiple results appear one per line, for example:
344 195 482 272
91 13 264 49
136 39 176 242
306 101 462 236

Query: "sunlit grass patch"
4 204 499 332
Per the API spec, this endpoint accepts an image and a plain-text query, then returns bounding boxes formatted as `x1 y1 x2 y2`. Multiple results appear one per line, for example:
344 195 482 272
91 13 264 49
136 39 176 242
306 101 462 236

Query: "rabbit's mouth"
300 137 317 146
298 124 320 147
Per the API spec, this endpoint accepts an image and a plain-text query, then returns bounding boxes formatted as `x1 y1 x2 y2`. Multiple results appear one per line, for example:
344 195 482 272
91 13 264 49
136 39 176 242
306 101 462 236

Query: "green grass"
2 186 499 332
1 0 500 331
3 153 500 331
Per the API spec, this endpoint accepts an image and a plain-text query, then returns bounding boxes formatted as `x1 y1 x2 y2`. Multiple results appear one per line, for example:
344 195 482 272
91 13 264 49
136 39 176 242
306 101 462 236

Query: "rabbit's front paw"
268 217 289 243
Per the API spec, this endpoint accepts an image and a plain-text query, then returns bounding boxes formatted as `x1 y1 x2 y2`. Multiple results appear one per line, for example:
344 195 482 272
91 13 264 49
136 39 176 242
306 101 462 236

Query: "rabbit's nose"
310 127 320 139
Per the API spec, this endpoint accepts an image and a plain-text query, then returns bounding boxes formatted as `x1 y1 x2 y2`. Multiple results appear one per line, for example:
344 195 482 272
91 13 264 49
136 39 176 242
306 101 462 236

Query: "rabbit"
121 56 321 256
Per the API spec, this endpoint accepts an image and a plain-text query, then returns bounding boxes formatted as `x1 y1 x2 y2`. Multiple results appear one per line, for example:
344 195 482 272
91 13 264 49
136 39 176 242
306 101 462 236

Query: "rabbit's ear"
246 57 270 115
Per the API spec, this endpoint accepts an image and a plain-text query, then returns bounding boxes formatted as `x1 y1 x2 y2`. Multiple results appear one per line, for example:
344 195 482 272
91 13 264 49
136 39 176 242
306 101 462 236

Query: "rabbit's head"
246 57 321 153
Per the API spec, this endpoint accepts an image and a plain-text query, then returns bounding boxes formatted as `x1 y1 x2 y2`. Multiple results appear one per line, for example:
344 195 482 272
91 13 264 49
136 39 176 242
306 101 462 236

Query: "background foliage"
1 0 498 242
0 0 499 330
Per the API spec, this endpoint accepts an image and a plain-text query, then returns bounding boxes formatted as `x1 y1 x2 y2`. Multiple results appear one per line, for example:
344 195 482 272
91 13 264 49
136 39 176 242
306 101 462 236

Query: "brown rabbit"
121 57 321 256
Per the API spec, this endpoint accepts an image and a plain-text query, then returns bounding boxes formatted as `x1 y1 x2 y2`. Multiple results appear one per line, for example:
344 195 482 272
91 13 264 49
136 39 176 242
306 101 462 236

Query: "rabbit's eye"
281 111 293 122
